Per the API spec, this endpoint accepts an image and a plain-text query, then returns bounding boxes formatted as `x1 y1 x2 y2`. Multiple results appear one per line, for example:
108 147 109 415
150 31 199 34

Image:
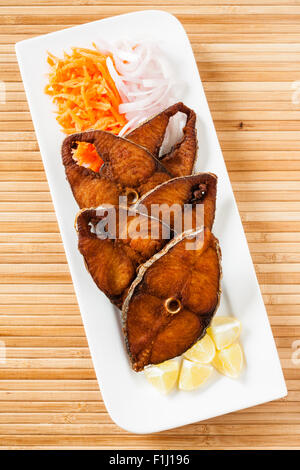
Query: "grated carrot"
72 142 103 173
45 45 127 170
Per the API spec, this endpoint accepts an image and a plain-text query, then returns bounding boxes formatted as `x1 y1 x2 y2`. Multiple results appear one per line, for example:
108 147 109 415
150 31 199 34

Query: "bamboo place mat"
0 0 300 450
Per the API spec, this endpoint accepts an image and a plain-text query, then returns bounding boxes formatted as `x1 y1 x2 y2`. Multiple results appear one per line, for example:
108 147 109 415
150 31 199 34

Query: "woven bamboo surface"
0 0 300 449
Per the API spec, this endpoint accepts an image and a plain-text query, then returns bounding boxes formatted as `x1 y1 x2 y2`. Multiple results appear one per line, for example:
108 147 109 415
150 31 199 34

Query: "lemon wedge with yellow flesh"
178 359 213 391
213 343 244 378
183 334 215 364
144 359 180 394
207 316 242 350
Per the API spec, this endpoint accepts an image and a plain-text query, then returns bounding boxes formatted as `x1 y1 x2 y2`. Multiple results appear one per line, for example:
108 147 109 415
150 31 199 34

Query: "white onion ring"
99 38 181 135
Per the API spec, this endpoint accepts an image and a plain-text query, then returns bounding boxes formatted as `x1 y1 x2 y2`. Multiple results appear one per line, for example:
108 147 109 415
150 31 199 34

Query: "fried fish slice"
126 102 197 176
76 173 217 307
76 207 168 307
135 172 217 231
122 228 222 371
62 130 171 209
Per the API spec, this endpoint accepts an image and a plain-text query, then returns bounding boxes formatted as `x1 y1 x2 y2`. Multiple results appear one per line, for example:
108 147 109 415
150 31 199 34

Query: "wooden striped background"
0 0 300 449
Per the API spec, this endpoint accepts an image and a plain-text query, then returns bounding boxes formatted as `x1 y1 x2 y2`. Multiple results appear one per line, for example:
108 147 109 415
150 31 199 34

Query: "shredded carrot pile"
45 45 127 170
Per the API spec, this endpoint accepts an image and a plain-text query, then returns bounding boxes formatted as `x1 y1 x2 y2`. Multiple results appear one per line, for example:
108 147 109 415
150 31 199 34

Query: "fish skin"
126 102 197 177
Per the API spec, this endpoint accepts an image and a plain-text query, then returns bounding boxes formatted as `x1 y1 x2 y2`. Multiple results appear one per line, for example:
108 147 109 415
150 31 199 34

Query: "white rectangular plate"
16 10 287 434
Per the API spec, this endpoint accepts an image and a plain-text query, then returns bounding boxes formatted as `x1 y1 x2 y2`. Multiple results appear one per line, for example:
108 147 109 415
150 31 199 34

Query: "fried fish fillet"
126 102 197 176
76 173 217 307
62 130 171 209
122 228 222 371
136 172 217 231
76 207 168 307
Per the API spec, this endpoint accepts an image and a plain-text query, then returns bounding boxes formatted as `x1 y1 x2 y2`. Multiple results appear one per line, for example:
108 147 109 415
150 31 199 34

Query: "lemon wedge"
183 334 215 364
207 316 241 350
213 343 244 378
144 359 180 394
178 359 213 391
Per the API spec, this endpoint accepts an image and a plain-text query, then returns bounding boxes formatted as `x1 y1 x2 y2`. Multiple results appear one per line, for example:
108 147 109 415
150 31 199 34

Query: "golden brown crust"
75 173 218 308
62 130 171 209
126 102 197 176
76 208 167 307
136 172 217 231
122 228 222 371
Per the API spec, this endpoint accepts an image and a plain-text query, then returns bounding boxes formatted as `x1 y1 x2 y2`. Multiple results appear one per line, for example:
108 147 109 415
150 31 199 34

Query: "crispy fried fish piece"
122 228 222 371
76 173 217 307
76 207 168 307
62 130 171 209
126 102 197 176
135 173 217 231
